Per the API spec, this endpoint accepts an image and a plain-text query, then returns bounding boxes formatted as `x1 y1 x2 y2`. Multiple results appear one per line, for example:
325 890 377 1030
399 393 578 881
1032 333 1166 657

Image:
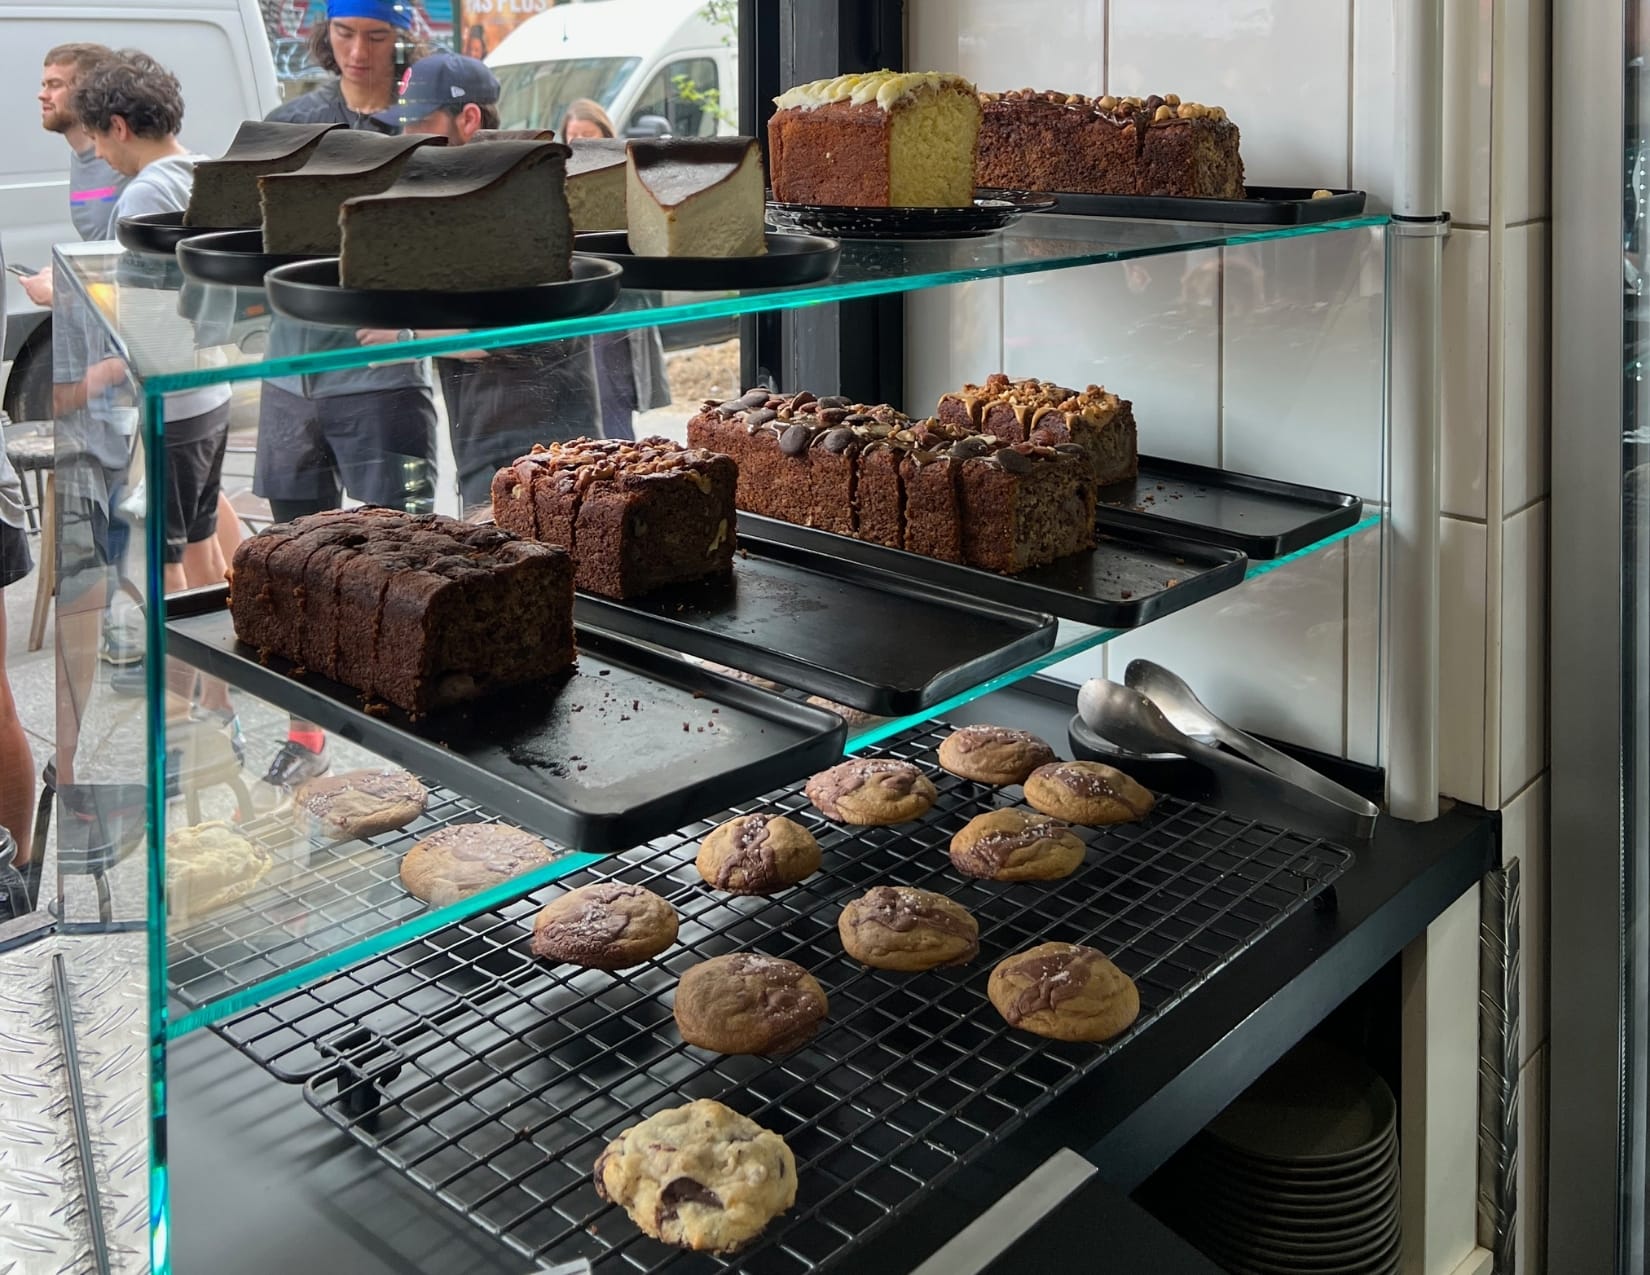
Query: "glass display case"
46 209 1388 1272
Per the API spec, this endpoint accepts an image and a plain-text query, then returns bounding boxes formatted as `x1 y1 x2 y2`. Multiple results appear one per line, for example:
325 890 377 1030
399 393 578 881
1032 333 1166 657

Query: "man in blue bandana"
267 0 425 132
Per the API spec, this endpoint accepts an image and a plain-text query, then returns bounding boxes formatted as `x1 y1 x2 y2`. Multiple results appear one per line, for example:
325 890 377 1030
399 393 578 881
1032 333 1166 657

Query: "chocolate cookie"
838 885 979 971
293 767 428 841
674 952 828 1055
594 1099 796 1253
530 882 679 969
803 758 937 825
697 813 821 894
949 808 1086 881
1022 761 1155 826
987 941 1140 1042
399 824 557 907
937 724 1058 785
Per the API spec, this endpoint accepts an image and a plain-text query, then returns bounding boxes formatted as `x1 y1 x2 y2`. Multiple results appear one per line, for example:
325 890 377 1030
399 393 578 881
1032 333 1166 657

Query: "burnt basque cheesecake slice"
626 137 766 257
565 138 628 232
490 436 738 599
688 391 1096 572
185 120 341 227
977 90 1242 199
937 372 1138 484
258 131 444 256
340 140 572 290
229 509 574 716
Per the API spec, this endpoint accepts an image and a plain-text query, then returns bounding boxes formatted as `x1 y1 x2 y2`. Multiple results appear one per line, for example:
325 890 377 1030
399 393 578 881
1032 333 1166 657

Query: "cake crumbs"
1120 589 1134 599
632 699 640 711
683 722 691 731
598 668 611 676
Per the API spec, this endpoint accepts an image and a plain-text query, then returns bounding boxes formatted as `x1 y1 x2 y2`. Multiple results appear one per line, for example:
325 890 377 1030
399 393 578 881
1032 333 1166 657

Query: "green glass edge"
112 215 1385 393
161 512 1380 1039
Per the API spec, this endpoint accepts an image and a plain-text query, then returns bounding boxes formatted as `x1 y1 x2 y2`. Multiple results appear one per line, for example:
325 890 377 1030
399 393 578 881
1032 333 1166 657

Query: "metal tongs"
1076 659 1380 842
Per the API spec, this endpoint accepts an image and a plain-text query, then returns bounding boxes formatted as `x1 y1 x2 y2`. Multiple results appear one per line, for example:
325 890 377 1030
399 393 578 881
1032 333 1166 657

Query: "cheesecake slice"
565 138 628 232
185 120 341 227
339 140 573 291
259 132 443 256
625 137 766 258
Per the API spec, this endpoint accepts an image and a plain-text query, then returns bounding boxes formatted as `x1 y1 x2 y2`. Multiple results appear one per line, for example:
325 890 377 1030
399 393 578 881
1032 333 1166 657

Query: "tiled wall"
907 0 1550 1269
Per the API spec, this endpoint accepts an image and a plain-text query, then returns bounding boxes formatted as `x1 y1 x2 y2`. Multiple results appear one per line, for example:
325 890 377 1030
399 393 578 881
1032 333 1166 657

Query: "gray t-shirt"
113 153 204 221
69 142 128 241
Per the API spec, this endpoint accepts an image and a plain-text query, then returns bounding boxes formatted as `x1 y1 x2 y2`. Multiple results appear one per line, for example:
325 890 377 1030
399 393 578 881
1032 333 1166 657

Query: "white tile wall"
1503 774 1549 1061
1500 501 1547 800
1504 0 1551 226
1442 228 1490 520
1443 0 1493 224
1504 223 1550 515
1516 1045 1549 1275
1439 516 1488 805
904 282 1003 415
910 0 1106 93
1350 0 1397 209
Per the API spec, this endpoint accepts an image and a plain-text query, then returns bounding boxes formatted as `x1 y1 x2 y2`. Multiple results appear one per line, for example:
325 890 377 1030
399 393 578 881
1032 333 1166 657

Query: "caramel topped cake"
627 137 767 256
977 89 1242 199
185 120 341 227
688 390 1097 572
937 373 1138 483
490 437 737 599
768 70 981 207
259 131 443 255
230 509 574 715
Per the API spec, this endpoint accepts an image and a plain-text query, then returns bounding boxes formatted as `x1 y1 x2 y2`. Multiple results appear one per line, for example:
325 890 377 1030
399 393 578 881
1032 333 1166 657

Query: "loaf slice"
259 131 442 255
186 120 341 227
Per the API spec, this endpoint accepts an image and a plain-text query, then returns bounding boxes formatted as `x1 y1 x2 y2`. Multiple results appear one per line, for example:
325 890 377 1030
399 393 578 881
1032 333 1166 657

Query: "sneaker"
99 609 145 667
247 738 330 818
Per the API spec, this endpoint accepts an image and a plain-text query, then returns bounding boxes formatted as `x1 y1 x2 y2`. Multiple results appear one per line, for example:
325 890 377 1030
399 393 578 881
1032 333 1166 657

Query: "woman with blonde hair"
560 97 616 139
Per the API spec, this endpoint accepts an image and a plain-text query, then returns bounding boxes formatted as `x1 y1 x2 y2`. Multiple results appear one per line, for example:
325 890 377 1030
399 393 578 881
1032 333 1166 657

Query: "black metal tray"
1097 457 1364 558
765 191 1056 239
263 254 623 328
1023 185 1367 225
165 601 846 853
572 535 1057 714
177 229 317 287
738 512 1247 628
573 231 840 289
117 209 245 255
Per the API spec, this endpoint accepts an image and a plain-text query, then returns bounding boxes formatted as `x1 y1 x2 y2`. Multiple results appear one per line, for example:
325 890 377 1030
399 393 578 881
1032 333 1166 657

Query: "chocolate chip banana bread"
490 436 736 599
976 89 1243 200
937 373 1137 484
687 390 1098 572
230 509 574 715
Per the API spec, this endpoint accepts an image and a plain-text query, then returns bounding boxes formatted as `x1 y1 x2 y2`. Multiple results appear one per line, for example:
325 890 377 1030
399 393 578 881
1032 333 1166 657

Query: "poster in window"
458 0 558 59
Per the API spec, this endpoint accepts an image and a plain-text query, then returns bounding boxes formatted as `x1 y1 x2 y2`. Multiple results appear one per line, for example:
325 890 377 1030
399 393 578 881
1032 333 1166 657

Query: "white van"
0 0 280 420
488 0 737 141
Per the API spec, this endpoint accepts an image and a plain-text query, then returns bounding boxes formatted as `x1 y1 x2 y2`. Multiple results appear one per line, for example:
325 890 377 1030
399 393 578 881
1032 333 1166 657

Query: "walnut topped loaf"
490 436 737 599
976 89 1243 200
688 390 1097 573
229 509 574 716
936 373 1138 484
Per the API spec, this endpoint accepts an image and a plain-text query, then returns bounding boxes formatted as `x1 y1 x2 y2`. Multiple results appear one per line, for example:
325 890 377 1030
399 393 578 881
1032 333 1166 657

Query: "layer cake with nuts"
936 373 1138 484
230 509 574 715
687 390 1096 573
490 437 737 599
977 90 1242 199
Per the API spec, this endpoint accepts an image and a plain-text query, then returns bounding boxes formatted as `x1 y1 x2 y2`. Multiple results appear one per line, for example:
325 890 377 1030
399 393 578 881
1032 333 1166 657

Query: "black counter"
170 679 1496 1275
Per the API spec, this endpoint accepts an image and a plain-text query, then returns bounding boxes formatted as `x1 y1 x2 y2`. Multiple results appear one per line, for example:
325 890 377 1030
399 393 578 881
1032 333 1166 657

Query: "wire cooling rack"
213 721 1353 1271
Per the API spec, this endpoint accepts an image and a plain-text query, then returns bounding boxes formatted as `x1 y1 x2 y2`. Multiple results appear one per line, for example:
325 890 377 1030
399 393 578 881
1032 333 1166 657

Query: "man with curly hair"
268 0 428 131
73 49 204 218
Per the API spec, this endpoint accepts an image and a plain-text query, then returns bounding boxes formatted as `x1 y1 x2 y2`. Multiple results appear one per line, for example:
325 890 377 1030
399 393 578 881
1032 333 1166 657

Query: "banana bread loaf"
936 373 1138 484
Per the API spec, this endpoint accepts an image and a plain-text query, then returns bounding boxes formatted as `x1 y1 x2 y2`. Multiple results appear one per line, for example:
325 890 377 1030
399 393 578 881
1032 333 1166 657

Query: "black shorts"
163 407 231 564
0 521 31 590
254 382 437 510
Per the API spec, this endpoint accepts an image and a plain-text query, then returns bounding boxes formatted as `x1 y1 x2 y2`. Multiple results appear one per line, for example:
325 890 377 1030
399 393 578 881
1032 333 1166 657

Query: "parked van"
0 0 280 420
487 0 737 140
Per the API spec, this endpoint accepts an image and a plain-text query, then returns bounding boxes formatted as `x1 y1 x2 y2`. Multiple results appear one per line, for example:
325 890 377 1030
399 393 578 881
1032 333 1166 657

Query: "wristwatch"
395 327 416 342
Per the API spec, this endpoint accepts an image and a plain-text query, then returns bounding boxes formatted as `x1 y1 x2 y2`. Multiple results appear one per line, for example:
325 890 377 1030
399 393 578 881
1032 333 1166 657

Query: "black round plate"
177 230 318 287
116 210 246 256
572 231 839 290
264 254 624 328
764 191 1056 240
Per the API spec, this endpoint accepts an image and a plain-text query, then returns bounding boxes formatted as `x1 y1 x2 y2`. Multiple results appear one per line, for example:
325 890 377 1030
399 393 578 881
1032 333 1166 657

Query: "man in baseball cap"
374 51 500 141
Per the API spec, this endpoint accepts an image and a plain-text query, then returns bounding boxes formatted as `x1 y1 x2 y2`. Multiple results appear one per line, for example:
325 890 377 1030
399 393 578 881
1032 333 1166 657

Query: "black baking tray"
177 229 317 287
572 231 839 289
738 512 1246 628
116 209 245 255
165 595 845 853
1020 185 1367 225
1097 457 1364 558
765 192 1056 239
572 535 1057 714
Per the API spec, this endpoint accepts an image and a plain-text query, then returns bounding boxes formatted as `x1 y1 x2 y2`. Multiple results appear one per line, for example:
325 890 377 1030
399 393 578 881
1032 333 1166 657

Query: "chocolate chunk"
779 423 812 456
818 406 849 425
739 388 772 407
1145 94 1165 113
993 446 1035 474
789 390 816 409
948 436 993 460
744 407 777 427
659 1176 724 1210
821 427 857 453
843 413 877 426
817 394 851 409
1054 442 1087 457
718 398 746 412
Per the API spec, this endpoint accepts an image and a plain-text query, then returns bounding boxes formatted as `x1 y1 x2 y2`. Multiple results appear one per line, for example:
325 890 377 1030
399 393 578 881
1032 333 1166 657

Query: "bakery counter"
169 679 1495 1275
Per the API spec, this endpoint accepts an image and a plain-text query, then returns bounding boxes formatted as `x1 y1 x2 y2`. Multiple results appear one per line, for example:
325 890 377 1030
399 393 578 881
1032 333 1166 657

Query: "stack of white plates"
1157 1038 1401 1275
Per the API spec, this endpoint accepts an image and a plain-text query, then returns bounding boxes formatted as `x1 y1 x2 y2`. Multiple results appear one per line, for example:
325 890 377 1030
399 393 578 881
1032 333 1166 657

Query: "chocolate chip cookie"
937 724 1058 785
697 813 821 894
674 952 829 1055
1022 760 1155 826
594 1099 796 1253
803 758 937 825
530 881 679 969
948 808 1087 881
293 767 428 841
987 941 1141 1042
838 885 980 971
399 824 557 907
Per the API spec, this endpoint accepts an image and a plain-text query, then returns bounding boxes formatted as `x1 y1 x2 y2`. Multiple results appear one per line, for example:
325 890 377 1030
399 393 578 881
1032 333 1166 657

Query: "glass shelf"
56 211 1385 392
162 513 1378 1038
